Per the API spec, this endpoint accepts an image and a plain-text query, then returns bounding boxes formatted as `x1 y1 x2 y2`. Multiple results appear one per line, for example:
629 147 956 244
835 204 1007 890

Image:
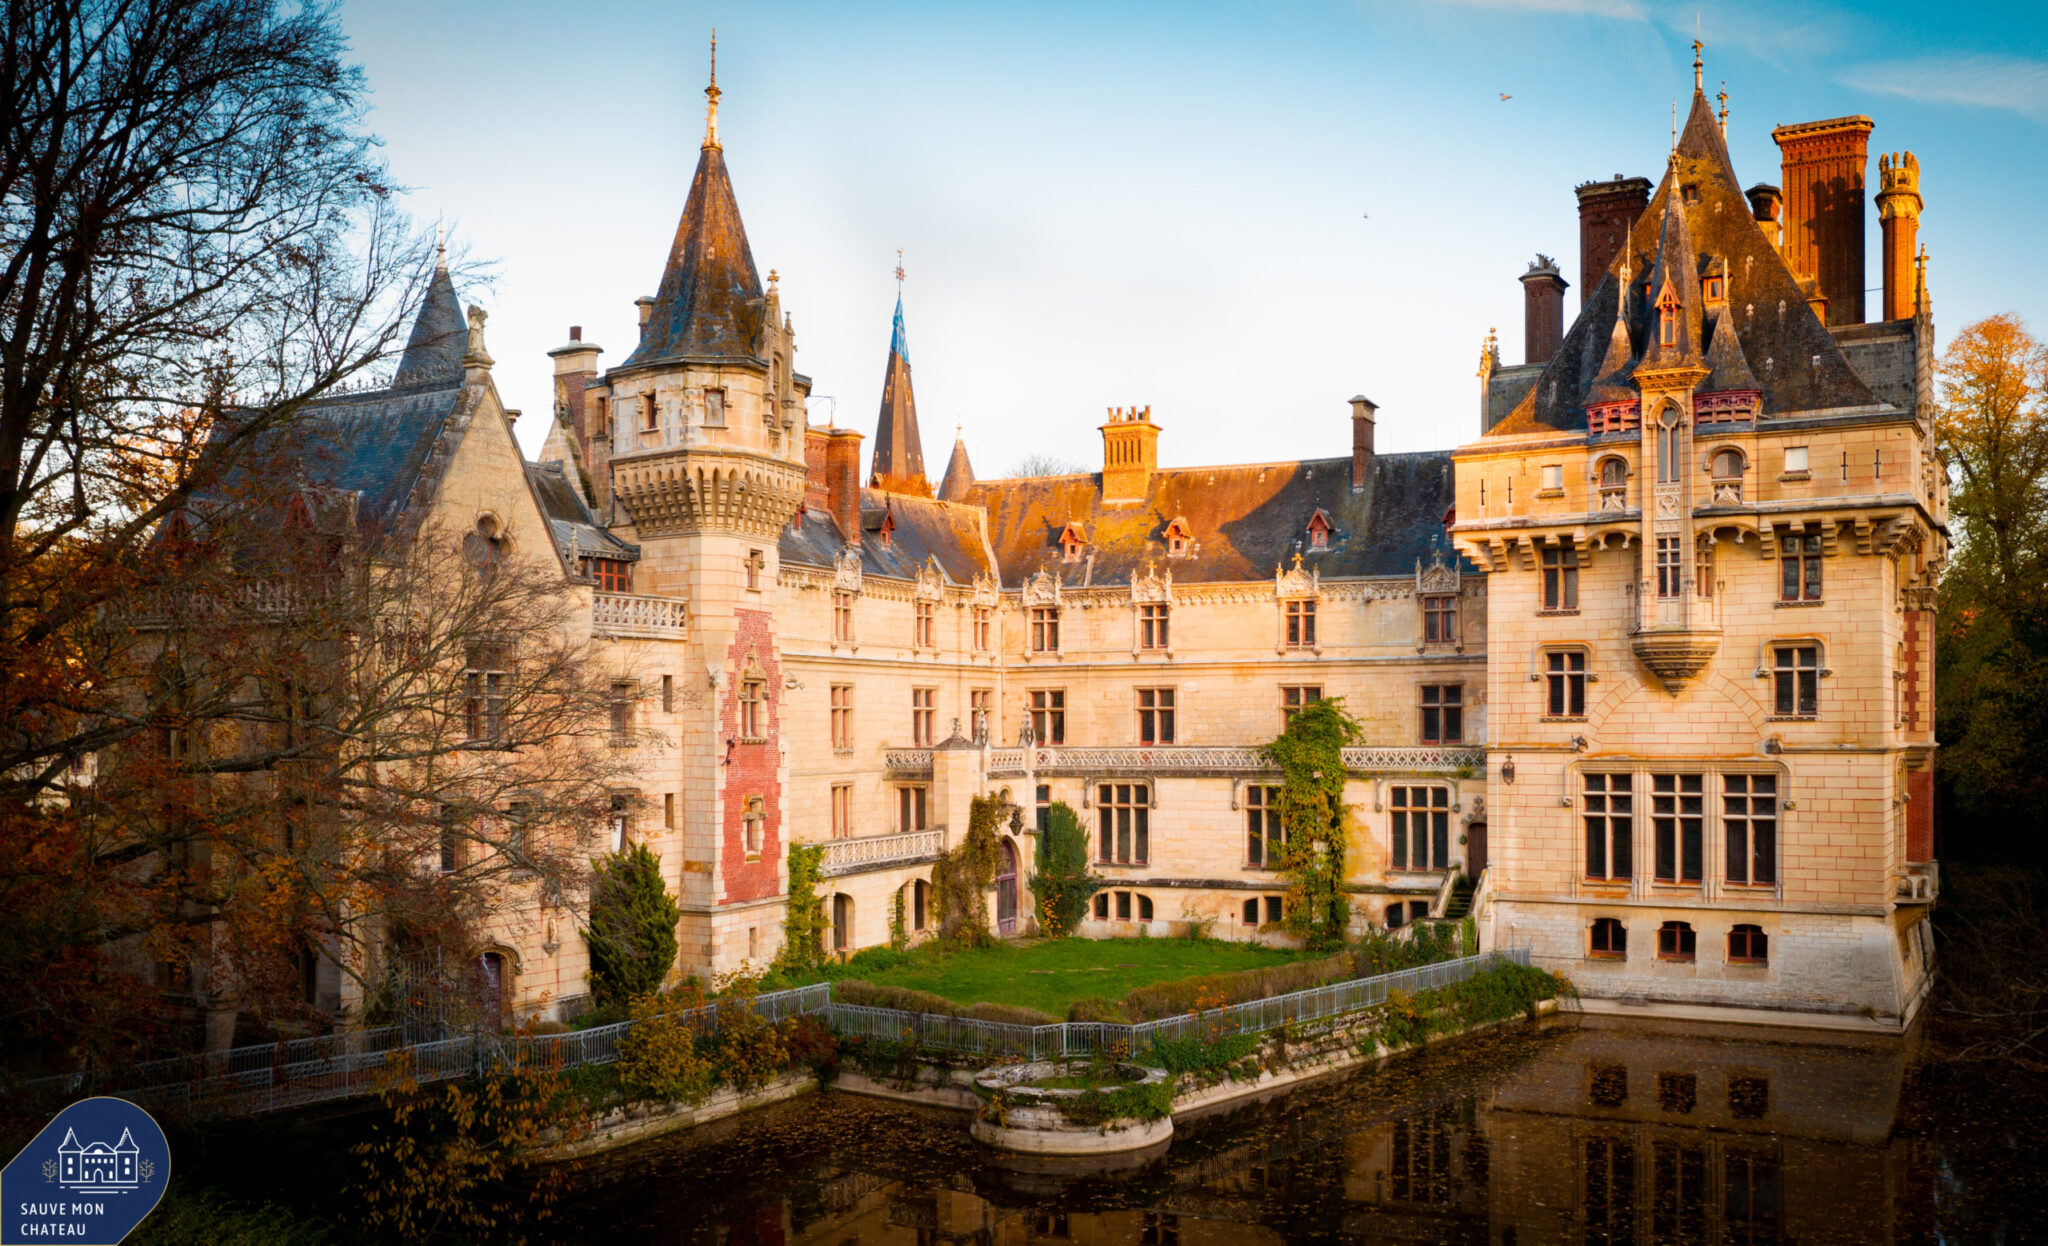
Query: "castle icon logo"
2 1096 170 1244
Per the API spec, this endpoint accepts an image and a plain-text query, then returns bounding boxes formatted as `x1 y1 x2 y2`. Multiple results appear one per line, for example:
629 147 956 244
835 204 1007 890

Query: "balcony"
819 829 945 878
1021 745 1484 777
592 593 687 639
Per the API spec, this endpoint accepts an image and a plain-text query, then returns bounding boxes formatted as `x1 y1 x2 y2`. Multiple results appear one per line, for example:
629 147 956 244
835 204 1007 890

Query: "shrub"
1119 950 1357 1021
710 985 790 1093
841 946 912 976
783 1014 840 1084
775 843 828 974
582 842 681 1011
930 794 1006 946
614 985 713 1105
1265 699 1365 950
831 978 962 1016
1066 995 1130 1024
1030 801 1101 935
962 1002 1059 1026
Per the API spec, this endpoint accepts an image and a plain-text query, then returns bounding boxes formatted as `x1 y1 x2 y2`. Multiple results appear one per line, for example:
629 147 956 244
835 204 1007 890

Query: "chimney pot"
635 296 656 330
1518 255 1569 365
1876 152 1923 322
1575 176 1652 309
1350 396 1377 492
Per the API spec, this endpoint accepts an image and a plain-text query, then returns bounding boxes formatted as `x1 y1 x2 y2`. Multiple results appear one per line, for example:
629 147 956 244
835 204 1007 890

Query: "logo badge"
2 1097 170 1244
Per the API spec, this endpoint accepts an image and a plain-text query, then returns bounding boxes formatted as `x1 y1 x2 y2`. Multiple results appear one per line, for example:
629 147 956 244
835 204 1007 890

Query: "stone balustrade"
592 592 688 638
887 744 1484 781
818 828 944 877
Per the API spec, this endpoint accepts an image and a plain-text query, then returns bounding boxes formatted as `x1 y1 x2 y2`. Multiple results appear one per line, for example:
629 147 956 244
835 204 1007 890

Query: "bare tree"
1008 453 1086 479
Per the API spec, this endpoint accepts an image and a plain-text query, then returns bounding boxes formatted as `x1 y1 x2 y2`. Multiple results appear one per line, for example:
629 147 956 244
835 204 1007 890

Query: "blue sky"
339 0 2048 471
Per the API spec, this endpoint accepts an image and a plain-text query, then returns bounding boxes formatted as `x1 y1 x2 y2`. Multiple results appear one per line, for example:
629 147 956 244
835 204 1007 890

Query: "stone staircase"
1440 875 1475 921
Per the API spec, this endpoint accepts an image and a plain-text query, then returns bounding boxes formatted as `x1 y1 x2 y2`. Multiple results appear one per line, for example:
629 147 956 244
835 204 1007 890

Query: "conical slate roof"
1637 190 1706 373
1702 309 1762 393
390 262 467 391
623 141 764 367
938 434 974 501
870 296 929 494
1493 89 1874 434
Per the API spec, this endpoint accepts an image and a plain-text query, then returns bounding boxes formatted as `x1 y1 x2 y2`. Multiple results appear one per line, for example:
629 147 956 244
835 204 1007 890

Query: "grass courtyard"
826 936 1320 1017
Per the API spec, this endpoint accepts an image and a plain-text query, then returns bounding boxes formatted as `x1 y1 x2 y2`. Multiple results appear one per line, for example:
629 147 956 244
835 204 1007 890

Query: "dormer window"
1682 183 1700 205
877 509 896 549
1305 510 1334 551
1059 522 1086 562
1163 516 1192 557
1657 283 1681 348
1704 276 1724 302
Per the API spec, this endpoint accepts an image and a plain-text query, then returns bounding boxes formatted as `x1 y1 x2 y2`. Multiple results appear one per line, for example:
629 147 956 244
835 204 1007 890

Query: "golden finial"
703 29 721 149
1717 82 1729 134
1692 19 1704 92
894 248 905 290
435 214 445 270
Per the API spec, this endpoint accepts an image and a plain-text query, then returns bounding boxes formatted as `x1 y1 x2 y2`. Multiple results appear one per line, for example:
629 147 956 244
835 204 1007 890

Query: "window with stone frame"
1389 785 1450 871
464 642 512 742
1282 684 1321 726
741 794 764 856
896 785 927 832
1657 920 1698 961
1419 684 1463 744
1136 687 1176 745
1583 773 1633 882
1590 916 1627 957
1728 923 1769 963
1422 593 1458 643
970 688 992 740
1096 783 1150 865
1710 448 1745 503
1029 690 1066 744
1656 536 1682 597
1696 542 1715 598
582 557 631 592
833 591 856 642
745 548 763 591
911 687 935 747
702 387 726 427
738 676 767 739
830 684 854 750
608 794 631 852
1772 645 1820 717
971 605 992 652
1285 598 1317 647
1545 649 1587 718
831 783 852 839
1779 533 1822 601
1542 539 1579 611
608 680 637 743
640 392 659 431
913 599 936 647
1245 784 1284 868
1139 602 1169 650
1030 606 1060 652
1723 775 1778 886
438 813 464 873
1651 773 1704 884
1598 456 1629 510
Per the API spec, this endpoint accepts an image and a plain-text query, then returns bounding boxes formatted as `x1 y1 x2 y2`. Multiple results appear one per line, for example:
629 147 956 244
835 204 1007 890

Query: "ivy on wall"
1264 698 1364 952
930 794 1005 947
1029 801 1101 936
776 842 827 972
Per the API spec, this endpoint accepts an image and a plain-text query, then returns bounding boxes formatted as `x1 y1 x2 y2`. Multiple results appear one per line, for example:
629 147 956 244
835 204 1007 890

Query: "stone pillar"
930 732 982 852
1876 152 1923 323
1772 116 1874 326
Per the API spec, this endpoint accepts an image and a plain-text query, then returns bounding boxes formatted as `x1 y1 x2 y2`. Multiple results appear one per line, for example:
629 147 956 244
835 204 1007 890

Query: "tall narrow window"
1136 687 1176 745
1030 607 1060 652
1029 690 1065 745
1390 785 1450 871
1035 784 1051 831
970 689 992 739
438 817 464 873
830 784 852 839
1723 774 1778 885
1422 594 1458 643
1419 685 1462 744
641 392 659 431
1695 544 1714 599
738 677 766 739
464 644 510 742
1285 599 1317 647
1542 539 1578 610
1245 785 1283 867
1583 773 1633 881
664 792 675 829
660 674 674 713
971 605 992 652
609 794 631 851
1779 534 1822 601
1546 650 1587 718
911 687 935 747
830 684 854 750
1282 685 1322 726
609 681 636 742
1772 646 1819 716
833 591 855 642
1658 410 1683 483
913 600 935 647
745 549 763 591
897 786 927 832
1651 774 1704 884
1139 603 1169 649
1599 457 1629 510
1097 783 1150 865
1656 537 1682 597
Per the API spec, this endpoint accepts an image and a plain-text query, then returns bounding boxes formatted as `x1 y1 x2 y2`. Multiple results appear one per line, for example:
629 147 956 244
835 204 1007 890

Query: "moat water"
547 1014 2047 1244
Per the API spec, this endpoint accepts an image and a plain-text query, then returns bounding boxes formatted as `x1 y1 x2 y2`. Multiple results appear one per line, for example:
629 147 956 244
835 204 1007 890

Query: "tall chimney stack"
1876 152 1923 323
1575 176 1652 307
546 326 603 481
1519 256 1569 364
1772 116 1874 326
821 427 866 542
1349 395 1377 492
1099 406 1160 504
1745 183 1784 250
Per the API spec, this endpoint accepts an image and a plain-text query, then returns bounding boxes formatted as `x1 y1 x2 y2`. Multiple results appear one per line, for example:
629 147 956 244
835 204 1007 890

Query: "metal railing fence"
13 953 1530 1118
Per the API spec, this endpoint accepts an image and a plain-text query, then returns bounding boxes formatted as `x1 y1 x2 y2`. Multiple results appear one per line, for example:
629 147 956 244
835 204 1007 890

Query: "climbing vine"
1264 698 1364 951
929 794 1006 947
776 842 827 972
889 887 908 951
1029 801 1101 936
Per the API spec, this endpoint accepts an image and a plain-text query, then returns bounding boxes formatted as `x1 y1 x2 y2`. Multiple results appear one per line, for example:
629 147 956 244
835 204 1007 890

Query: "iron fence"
12 953 1530 1118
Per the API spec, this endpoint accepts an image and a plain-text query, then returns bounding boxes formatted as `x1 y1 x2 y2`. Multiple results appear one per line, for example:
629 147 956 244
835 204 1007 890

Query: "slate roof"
963 452 1462 588
1493 90 1876 436
390 263 467 391
527 461 637 564
285 384 473 535
779 490 993 584
622 140 764 368
937 435 974 501
870 296 928 492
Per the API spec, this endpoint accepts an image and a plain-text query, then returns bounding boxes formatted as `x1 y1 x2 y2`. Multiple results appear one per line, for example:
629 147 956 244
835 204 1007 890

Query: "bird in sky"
1500 93 1512 101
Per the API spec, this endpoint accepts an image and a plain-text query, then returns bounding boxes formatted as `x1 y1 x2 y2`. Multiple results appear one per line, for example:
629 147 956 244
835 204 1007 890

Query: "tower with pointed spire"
870 260 930 495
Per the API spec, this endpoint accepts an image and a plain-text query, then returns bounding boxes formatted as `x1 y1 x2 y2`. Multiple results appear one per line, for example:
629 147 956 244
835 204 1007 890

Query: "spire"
870 285 929 494
1702 308 1761 393
623 52 763 369
703 29 721 149
391 260 468 390
1692 22 1704 92
938 427 975 501
1639 190 1706 372
1717 82 1729 135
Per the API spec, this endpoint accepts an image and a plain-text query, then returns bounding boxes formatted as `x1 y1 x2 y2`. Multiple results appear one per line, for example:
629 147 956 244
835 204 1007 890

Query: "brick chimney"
1772 116 1874 326
1745 183 1783 250
1349 395 1377 492
819 427 865 542
547 325 603 471
1099 406 1159 505
1575 176 1651 308
1876 152 1923 323
1519 256 1568 364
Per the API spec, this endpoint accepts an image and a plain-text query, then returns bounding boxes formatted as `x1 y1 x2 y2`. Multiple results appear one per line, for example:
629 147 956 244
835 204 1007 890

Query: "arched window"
463 514 507 573
1656 409 1684 483
1590 917 1627 958
1728 923 1768 963
1598 457 1629 511
1710 449 1745 503
1657 920 1697 961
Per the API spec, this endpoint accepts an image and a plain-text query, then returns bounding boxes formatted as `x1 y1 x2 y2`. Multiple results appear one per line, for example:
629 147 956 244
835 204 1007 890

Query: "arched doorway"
995 839 1020 934
832 893 853 953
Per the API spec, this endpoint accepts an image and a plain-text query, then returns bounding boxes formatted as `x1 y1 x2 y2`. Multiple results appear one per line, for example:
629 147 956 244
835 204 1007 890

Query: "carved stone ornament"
914 558 946 602
971 573 999 609
463 305 492 366
1023 567 1062 608
1416 553 1460 596
1631 630 1722 693
833 546 863 593
1274 554 1319 600
1130 564 1173 605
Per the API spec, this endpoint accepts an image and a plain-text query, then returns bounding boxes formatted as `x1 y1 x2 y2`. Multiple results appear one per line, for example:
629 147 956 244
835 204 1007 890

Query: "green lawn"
846 937 1318 1017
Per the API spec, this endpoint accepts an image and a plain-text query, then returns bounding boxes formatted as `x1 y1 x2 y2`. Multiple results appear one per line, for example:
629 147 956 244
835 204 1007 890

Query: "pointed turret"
623 45 764 369
938 430 974 501
1702 309 1761 395
390 251 467 391
870 294 930 494
1637 188 1706 373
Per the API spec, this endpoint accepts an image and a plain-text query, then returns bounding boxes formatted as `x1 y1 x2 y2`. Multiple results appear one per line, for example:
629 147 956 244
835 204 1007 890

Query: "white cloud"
1840 54 2048 123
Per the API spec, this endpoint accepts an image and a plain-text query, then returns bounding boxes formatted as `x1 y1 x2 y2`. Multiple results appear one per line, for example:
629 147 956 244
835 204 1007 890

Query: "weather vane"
1693 14 1704 91
895 248 905 290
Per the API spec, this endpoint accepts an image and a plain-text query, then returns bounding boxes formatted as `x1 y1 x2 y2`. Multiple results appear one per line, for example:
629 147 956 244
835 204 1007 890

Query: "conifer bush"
1030 801 1101 935
583 842 682 1011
